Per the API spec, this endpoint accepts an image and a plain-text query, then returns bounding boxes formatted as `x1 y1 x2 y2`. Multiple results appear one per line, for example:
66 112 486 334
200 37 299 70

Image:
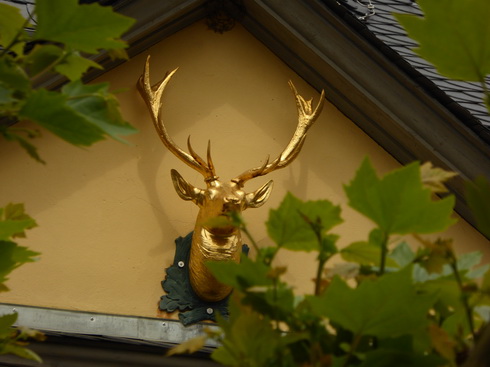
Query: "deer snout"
222 200 240 213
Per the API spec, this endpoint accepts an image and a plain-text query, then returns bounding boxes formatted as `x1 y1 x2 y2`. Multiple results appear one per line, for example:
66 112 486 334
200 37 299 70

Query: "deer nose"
224 196 240 204
223 198 240 212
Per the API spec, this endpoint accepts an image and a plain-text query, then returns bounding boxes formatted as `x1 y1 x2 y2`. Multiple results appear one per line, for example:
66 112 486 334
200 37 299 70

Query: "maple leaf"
344 158 456 235
308 267 436 339
395 0 490 82
35 0 134 54
267 192 342 252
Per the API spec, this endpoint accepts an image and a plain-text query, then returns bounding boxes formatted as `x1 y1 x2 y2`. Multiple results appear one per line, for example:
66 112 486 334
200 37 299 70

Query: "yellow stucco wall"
1 21 488 318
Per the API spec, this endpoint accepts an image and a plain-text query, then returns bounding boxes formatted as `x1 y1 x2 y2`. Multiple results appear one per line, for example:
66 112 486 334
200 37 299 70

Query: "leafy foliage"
0 312 46 363
0 0 136 362
172 158 490 366
309 267 436 339
0 204 42 361
0 0 136 163
266 192 342 252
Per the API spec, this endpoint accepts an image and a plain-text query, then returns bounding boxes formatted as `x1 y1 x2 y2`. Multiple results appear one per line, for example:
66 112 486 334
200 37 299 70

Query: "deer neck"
194 225 242 261
188 222 242 302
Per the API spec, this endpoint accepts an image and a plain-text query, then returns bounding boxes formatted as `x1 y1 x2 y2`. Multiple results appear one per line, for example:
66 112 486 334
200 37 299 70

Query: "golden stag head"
138 56 324 302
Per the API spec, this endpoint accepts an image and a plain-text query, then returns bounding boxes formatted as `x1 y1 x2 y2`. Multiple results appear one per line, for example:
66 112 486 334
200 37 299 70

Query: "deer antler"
232 81 325 187
137 56 217 181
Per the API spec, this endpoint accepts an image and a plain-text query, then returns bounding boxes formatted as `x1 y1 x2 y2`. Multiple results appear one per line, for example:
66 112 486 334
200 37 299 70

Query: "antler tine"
233 155 278 186
233 81 325 186
138 55 216 180
138 56 178 119
206 140 216 179
187 137 218 181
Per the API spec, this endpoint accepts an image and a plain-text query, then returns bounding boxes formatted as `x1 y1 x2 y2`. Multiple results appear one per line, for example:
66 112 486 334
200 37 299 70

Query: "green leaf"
242 282 296 322
465 176 490 238
0 313 43 363
0 3 27 54
0 203 37 240
256 246 279 265
341 241 397 267
34 0 135 54
0 313 17 338
266 192 342 251
55 52 103 81
0 241 40 287
389 242 415 268
394 0 490 82
428 323 456 363
442 309 471 338
0 221 35 241
19 81 137 146
416 237 454 275
206 256 273 291
1 127 45 164
62 80 138 142
308 267 436 338
0 57 30 93
344 158 456 235
0 343 42 363
106 47 130 61
457 251 482 271
212 298 294 367
24 44 64 78
166 335 207 357
19 88 107 146
0 84 14 104
416 277 470 336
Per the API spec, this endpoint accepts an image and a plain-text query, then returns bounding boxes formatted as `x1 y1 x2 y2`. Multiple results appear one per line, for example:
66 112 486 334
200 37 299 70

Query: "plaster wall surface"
1 21 488 318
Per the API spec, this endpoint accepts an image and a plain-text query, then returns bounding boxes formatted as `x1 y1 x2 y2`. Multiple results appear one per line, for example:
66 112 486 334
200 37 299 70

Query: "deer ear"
170 169 204 204
245 180 274 209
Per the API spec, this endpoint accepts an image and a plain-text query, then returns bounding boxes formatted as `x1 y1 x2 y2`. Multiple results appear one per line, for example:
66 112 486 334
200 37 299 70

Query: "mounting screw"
206 308 214 315
178 261 185 268
162 322 167 327
90 317 95 322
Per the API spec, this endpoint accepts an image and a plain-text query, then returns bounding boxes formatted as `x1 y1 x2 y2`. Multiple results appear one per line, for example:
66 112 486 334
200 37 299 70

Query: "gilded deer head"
138 56 324 302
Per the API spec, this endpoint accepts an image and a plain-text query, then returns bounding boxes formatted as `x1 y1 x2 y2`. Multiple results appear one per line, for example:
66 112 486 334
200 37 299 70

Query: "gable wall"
1 21 488 318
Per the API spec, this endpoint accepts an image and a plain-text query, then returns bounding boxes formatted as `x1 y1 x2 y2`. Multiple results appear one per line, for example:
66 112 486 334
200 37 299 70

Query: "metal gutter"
0 303 217 349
